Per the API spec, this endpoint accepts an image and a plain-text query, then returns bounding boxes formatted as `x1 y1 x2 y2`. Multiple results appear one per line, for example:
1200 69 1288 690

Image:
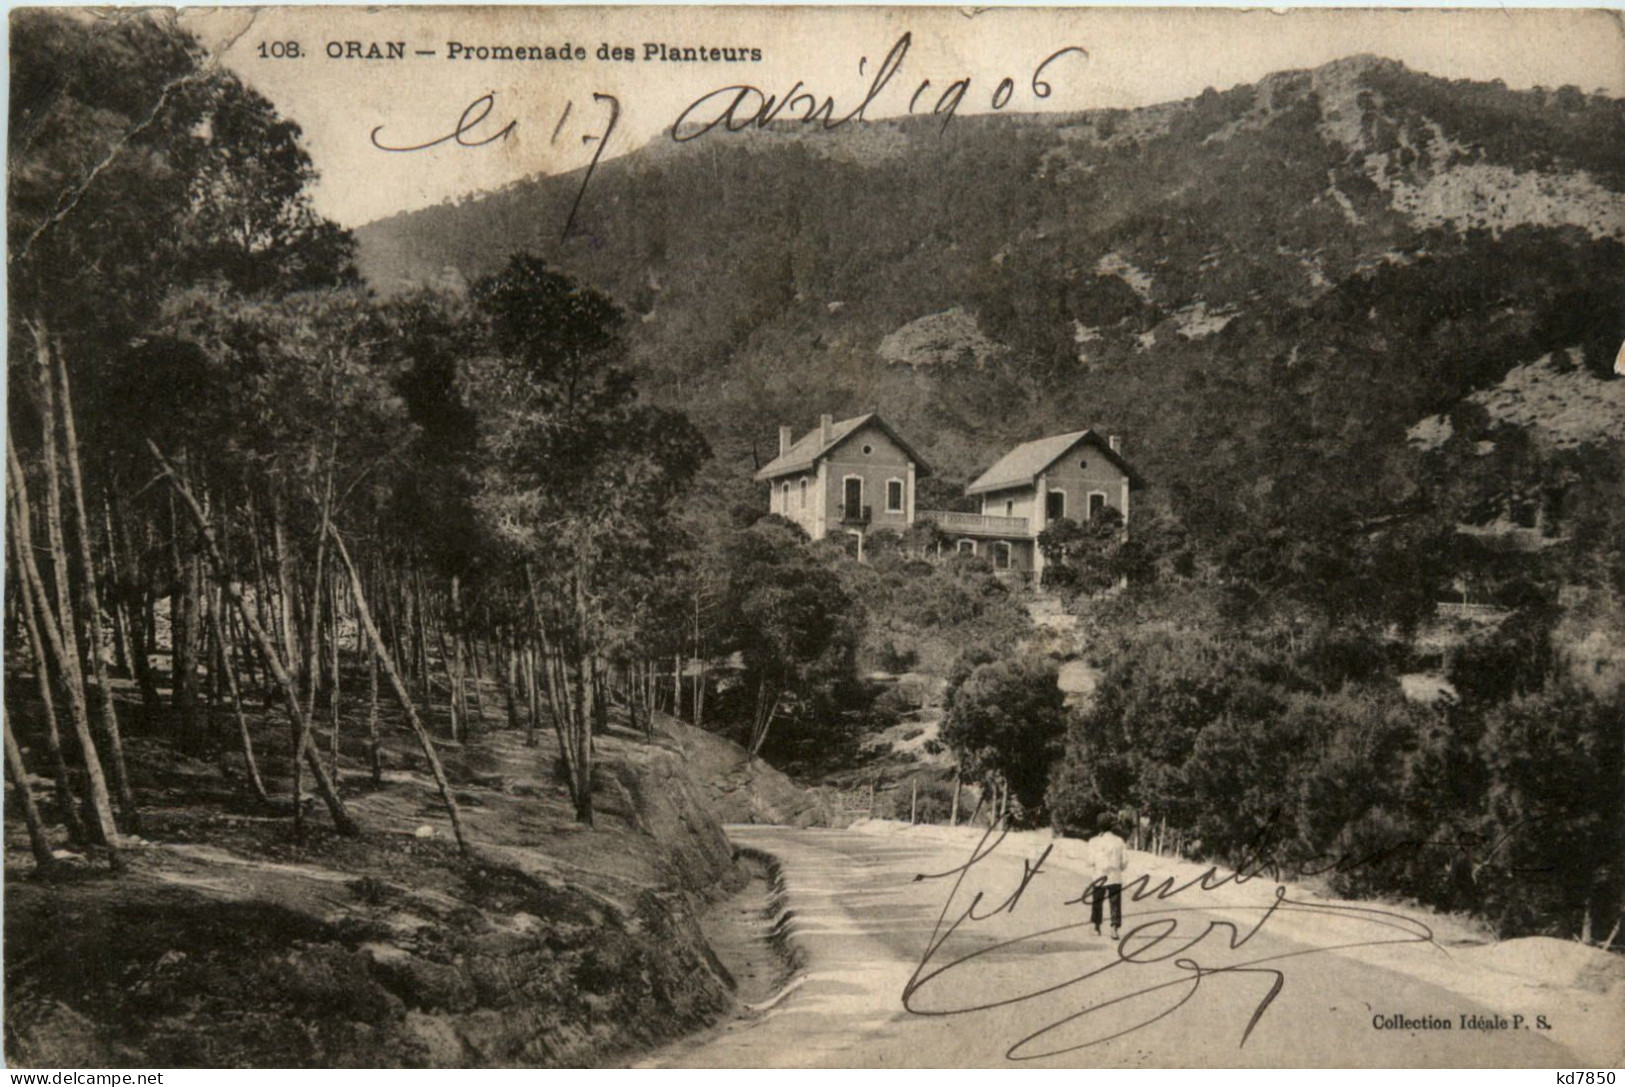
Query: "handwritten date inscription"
363 33 1086 238
672 33 1085 139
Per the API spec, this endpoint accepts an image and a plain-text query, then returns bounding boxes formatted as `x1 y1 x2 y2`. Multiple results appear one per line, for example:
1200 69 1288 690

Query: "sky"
178 6 1625 227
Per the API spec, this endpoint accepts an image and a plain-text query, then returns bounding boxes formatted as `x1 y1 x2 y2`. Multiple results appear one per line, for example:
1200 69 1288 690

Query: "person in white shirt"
1090 812 1127 940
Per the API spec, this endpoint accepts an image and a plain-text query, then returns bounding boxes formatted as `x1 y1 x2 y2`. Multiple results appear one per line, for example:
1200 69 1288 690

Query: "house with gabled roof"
935 429 1144 578
756 412 931 550
758 415 1143 578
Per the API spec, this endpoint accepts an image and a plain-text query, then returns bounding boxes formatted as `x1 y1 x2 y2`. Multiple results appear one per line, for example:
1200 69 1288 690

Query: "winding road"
652 824 1606 1068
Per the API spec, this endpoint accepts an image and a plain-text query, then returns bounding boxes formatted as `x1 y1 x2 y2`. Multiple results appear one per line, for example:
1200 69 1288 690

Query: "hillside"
3 677 820 1067
357 56 1624 544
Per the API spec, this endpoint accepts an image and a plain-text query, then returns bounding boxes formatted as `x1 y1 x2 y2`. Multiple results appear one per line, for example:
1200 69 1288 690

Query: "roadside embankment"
3 696 769 1067
660 715 840 827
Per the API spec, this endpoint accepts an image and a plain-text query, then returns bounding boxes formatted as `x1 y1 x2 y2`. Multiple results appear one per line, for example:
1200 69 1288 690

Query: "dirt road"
653 824 1619 1068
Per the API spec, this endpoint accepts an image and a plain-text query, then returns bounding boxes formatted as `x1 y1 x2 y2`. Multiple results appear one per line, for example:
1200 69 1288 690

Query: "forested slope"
358 56 1625 543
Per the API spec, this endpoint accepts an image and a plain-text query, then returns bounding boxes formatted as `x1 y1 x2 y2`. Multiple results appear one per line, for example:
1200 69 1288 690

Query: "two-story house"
759 415 1143 578
755 412 930 554
931 430 1143 579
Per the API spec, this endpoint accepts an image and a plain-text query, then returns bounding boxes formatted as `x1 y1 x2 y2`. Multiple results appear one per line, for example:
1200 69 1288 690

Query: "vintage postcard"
5 3 1623 1072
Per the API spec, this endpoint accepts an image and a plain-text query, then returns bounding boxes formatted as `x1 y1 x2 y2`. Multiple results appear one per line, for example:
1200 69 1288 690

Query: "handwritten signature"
902 821 1450 1061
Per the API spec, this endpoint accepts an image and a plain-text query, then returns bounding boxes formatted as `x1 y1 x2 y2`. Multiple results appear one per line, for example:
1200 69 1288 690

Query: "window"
1079 458 1089 470
799 478 808 508
1088 492 1107 519
957 539 976 556
862 444 874 455
1004 499 1014 517
993 542 1012 570
1046 490 1066 521
843 476 863 520
781 482 790 510
886 479 904 513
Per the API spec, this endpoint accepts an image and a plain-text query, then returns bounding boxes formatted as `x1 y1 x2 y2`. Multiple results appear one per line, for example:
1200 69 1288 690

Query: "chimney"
779 426 793 456
1108 434 1123 454
820 413 833 445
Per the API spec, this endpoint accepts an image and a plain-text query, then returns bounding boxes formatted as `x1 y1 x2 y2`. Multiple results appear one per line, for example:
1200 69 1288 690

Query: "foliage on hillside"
1045 588 1624 939
357 58 1624 620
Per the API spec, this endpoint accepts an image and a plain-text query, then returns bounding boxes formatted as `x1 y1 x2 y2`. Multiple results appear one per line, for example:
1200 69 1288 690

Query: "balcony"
840 504 872 525
919 510 1031 537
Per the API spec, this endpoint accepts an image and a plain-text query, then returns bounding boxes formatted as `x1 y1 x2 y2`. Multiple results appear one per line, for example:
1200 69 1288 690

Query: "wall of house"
978 486 1036 521
950 535 1035 573
1038 442 1130 527
769 470 821 538
819 423 915 535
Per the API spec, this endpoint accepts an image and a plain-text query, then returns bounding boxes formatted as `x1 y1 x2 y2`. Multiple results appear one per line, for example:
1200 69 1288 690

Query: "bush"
941 653 1070 823
1476 685 1624 937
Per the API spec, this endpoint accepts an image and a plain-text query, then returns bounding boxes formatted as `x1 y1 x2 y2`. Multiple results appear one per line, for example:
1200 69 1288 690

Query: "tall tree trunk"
749 679 781 759
646 660 657 737
367 641 382 785
673 651 683 722
271 493 301 691
173 538 203 745
327 524 471 856
7 435 120 851
8 512 87 842
51 335 139 823
413 568 432 710
273 494 311 839
130 587 160 710
326 575 342 777
4 716 58 872
522 642 539 747
102 498 132 676
571 573 595 826
466 631 488 724
436 624 463 743
575 651 596 826
246 495 268 641
503 632 523 733
32 348 85 670
448 574 467 740
227 593 256 690
167 478 201 747
111 495 161 710
302 447 335 714
150 443 358 838
204 577 275 807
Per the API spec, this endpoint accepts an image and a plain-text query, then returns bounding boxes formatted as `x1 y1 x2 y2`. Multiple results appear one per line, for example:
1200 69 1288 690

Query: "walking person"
1090 812 1126 940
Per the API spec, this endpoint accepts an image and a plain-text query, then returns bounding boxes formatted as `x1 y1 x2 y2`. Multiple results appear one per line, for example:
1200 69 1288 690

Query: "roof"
754 412 932 481
965 429 1144 496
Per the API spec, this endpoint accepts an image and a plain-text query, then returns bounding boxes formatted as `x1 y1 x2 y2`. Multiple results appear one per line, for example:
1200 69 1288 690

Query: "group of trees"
1043 605 1623 940
8 11 1619 949
3 11 723 868
935 400 1625 942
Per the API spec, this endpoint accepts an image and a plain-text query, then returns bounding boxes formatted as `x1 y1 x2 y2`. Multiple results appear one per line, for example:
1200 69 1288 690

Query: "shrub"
941 653 1070 823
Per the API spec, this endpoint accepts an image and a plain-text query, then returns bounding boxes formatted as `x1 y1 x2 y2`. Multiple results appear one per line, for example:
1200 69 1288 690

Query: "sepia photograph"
4 3 1623 1071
